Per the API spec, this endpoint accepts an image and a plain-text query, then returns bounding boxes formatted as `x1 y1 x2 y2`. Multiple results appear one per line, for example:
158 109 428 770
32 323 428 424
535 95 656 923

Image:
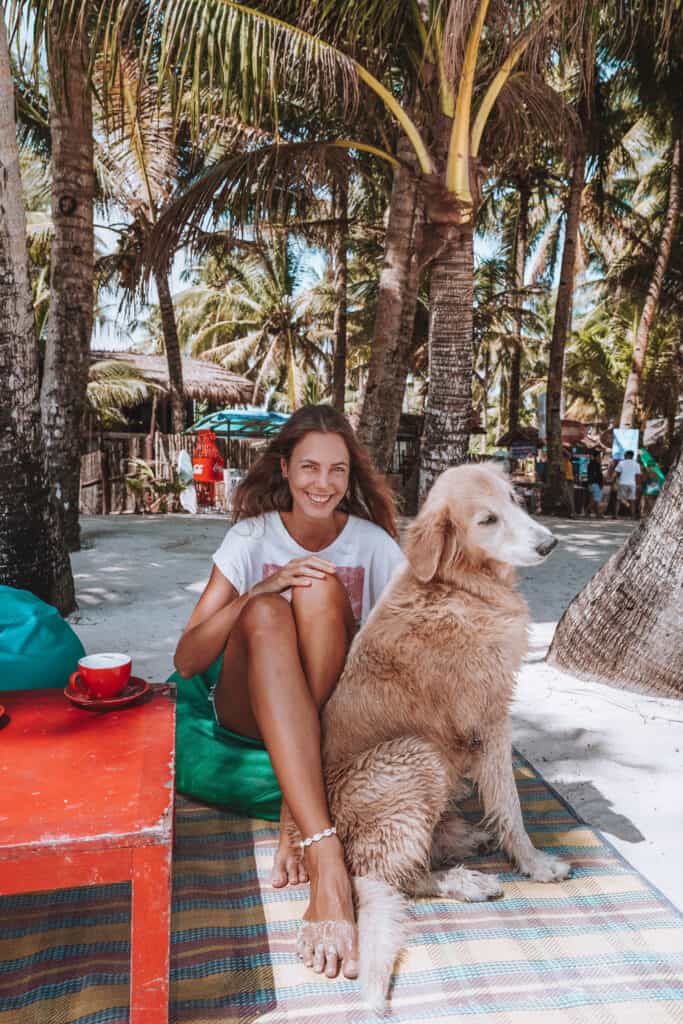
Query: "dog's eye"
480 513 498 525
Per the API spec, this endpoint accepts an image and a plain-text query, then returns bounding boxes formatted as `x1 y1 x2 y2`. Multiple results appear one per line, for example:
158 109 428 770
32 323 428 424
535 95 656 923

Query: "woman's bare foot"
271 802 308 887
296 836 359 980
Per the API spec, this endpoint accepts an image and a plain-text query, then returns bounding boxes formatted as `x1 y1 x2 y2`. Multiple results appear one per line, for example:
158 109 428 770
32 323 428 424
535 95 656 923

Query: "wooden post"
145 392 158 464
101 447 110 515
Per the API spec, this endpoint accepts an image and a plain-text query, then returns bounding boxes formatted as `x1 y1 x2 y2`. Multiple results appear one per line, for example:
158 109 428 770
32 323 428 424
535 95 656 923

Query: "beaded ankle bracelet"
299 825 337 849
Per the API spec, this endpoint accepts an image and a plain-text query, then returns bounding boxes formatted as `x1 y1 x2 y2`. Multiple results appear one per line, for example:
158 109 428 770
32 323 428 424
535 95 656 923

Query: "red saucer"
0 705 5 719
64 676 150 710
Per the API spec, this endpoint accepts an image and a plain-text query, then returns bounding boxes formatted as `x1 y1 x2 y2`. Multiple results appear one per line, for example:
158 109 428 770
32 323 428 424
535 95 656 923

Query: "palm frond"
142 139 358 274
94 50 177 214
128 0 360 136
482 72 580 168
86 359 163 426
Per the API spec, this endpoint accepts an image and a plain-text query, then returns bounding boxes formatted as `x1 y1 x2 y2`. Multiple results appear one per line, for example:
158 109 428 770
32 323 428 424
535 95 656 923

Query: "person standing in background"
615 450 641 519
562 449 576 518
585 450 604 517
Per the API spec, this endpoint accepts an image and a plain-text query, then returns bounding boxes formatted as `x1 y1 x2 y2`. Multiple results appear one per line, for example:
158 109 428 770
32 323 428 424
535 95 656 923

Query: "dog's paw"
437 866 504 902
432 823 495 867
522 851 572 883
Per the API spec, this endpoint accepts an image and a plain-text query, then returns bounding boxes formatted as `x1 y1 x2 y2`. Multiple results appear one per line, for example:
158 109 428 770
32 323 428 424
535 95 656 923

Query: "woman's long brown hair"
232 405 398 539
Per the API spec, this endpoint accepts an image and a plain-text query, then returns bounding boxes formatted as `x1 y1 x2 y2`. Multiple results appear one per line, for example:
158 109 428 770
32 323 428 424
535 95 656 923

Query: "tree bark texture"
332 180 348 414
419 220 474 501
548 449 683 696
508 182 530 436
0 11 75 614
357 135 421 468
418 108 482 502
41 15 95 551
381 229 424 462
667 323 683 454
541 146 586 514
155 269 186 433
619 124 682 430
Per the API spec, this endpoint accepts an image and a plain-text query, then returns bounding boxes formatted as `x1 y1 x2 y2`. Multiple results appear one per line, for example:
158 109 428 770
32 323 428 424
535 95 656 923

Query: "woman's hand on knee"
251 557 337 597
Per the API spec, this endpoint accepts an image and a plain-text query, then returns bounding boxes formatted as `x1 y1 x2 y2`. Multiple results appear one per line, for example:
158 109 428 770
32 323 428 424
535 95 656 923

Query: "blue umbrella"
186 408 289 438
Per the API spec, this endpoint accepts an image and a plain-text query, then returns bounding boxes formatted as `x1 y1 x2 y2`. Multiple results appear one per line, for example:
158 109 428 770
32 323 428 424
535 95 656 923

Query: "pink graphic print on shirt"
262 564 365 623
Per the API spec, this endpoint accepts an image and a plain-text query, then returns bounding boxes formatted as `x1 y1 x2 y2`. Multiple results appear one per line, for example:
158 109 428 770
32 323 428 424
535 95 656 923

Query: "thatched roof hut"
90 350 255 406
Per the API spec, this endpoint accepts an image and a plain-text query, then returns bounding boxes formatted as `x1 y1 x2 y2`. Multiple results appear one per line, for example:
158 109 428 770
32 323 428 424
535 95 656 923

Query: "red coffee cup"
69 653 132 699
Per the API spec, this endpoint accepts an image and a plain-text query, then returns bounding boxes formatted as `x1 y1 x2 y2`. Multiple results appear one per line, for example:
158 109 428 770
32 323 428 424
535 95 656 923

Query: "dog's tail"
354 875 410 1010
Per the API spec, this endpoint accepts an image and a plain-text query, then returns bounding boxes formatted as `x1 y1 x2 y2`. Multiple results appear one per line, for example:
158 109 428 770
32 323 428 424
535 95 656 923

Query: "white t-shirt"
213 511 405 626
616 459 640 487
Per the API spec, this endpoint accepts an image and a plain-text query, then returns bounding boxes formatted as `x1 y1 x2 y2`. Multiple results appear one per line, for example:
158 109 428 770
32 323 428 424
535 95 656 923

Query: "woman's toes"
342 933 360 979
271 857 287 888
298 862 309 884
301 941 314 967
286 855 303 885
324 945 339 978
296 926 314 965
343 957 360 980
313 942 326 973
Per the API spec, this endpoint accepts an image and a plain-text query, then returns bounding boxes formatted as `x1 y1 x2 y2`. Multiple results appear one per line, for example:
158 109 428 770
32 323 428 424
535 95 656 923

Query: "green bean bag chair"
0 585 85 691
170 657 282 821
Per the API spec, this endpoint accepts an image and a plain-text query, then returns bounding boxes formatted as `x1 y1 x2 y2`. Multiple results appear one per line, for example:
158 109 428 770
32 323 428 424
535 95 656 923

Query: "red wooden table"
0 684 175 1023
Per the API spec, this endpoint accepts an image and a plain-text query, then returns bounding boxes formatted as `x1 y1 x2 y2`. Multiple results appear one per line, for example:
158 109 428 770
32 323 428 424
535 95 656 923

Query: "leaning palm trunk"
357 136 421 468
369 218 424 482
155 269 186 433
508 182 530 436
542 145 586 515
419 220 475 500
40 14 95 552
332 179 348 414
0 9 75 613
548 449 683 696
667 324 683 452
619 124 682 430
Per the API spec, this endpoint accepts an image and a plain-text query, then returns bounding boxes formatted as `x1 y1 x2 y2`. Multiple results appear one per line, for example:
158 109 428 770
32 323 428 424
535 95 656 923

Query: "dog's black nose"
536 537 558 557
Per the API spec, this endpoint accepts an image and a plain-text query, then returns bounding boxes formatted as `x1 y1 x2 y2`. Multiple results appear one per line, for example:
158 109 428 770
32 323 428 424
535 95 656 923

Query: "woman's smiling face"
282 432 351 519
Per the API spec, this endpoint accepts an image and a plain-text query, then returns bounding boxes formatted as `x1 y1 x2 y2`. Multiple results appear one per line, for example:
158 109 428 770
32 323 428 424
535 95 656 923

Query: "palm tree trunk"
419 219 474 500
0 10 75 613
332 180 348 413
481 343 491 440
541 145 586 514
619 123 682 429
357 135 420 467
41 14 95 552
376 231 424 470
667 323 683 454
548 447 683 696
497 363 509 441
154 269 186 433
508 182 530 435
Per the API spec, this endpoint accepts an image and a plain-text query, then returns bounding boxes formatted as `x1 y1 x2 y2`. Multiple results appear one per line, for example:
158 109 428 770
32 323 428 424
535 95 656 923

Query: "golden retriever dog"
317 463 572 1007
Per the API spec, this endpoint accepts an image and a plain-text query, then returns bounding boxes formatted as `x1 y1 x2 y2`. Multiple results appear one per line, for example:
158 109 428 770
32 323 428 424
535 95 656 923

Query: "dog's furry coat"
320 464 571 1006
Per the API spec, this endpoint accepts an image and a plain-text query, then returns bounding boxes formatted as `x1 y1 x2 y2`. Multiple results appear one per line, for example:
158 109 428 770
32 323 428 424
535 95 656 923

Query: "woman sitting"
171 404 404 981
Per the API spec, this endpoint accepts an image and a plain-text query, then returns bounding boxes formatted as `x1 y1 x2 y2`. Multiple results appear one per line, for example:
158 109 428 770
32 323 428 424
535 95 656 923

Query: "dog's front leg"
475 725 571 882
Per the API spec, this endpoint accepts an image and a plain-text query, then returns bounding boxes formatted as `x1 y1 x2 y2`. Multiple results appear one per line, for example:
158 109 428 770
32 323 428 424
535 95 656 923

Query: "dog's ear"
404 502 458 582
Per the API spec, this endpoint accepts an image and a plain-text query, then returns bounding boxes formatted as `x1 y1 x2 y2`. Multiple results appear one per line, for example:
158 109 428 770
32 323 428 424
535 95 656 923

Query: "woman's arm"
174 566 249 679
174 555 338 679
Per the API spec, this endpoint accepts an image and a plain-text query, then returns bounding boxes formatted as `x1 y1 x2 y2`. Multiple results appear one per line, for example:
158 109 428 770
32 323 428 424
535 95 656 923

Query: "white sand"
70 513 683 911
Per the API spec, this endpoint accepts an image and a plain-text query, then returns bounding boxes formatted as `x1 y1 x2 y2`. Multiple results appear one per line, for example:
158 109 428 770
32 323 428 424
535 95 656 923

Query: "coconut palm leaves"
180 239 329 410
87 359 161 428
146 139 362 270
92 50 190 430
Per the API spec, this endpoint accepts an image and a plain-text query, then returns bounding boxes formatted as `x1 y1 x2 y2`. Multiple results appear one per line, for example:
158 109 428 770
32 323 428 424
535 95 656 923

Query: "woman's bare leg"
212 585 359 980
273 576 355 887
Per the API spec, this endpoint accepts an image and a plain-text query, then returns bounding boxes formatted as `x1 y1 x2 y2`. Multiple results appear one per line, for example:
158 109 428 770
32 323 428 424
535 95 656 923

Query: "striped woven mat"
1 753 682 1024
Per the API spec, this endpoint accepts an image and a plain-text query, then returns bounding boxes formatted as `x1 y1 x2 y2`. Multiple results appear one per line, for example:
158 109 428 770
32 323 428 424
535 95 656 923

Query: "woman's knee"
238 592 293 639
292 573 352 622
